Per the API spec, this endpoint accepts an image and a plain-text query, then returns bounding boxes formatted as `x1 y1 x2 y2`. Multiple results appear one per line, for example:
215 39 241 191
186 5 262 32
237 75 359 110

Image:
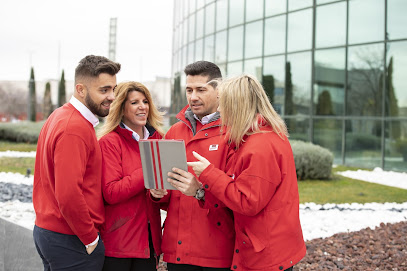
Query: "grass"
0 140 405 204
298 165 407 204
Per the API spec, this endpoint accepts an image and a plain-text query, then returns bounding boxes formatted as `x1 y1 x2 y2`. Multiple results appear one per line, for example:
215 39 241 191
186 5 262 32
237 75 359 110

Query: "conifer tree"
28 67 36 121
58 69 66 107
43 82 53 118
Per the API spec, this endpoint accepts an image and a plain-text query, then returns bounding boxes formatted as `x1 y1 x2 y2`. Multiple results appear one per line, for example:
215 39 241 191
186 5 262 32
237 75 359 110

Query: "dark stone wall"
0 218 42 271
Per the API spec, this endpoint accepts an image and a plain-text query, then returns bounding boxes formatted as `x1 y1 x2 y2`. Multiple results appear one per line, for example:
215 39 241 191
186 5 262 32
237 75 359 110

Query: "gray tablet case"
139 139 187 190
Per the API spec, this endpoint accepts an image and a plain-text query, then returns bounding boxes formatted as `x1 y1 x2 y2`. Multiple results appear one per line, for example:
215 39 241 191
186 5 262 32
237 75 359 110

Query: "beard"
85 93 110 117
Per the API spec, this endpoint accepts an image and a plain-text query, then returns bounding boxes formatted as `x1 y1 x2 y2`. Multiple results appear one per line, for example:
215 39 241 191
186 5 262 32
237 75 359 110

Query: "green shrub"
290 140 333 180
0 121 44 143
346 132 381 151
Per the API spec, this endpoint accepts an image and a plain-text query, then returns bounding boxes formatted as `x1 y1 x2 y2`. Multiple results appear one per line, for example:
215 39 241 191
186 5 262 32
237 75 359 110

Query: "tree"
28 67 36 121
58 69 66 107
262 74 275 104
316 90 334 115
385 57 400 139
43 82 53 118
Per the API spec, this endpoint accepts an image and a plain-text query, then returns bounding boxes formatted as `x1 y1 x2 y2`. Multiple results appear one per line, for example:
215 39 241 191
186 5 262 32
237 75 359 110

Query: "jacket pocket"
236 227 267 268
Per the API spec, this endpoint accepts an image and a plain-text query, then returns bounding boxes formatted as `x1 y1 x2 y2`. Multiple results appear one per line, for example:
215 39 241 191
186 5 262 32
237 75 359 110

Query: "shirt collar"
122 122 150 141
194 112 217 125
69 96 99 127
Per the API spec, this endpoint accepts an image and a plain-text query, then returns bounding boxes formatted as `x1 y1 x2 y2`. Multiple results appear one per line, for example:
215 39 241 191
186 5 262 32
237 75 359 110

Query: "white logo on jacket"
209 144 218 151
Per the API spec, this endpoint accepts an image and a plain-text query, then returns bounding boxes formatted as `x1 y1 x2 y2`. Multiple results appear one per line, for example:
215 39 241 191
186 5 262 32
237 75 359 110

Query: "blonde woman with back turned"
98 81 164 271
171 74 306 271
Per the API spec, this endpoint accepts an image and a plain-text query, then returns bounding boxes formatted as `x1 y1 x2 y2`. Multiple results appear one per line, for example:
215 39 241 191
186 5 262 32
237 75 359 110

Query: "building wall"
171 0 407 172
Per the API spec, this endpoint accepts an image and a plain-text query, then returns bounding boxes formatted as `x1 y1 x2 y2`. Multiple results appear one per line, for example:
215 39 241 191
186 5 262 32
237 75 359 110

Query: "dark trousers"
167 263 230 271
102 224 157 271
33 225 105 271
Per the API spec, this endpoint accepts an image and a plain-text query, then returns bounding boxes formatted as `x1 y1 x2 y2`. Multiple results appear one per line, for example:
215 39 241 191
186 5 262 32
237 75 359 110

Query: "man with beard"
33 55 121 270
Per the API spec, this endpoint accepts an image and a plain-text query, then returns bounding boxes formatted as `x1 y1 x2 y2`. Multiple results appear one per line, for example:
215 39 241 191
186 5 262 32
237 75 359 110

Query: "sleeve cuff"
85 235 99 248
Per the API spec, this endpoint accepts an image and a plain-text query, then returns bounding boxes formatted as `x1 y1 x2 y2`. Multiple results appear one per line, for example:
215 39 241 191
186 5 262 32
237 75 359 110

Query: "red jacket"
99 125 163 258
156 105 235 268
199 124 306 271
33 103 104 245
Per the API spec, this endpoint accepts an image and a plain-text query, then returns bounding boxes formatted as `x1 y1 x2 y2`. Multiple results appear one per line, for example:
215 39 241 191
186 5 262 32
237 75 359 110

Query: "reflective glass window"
265 0 286 16
182 21 188 46
387 0 407 40
264 15 286 55
345 119 382 168
244 58 263 80
289 0 312 11
386 41 407 117
347 44 384 116
218 64 226 79
285 118 309 141
205 3 215 35
263 55 285 115
188 42 195 64
197 0 205 9
349 0 384 44
246 0 263 22
183 0 189 19
286 52 312 115
196 9 204 39
316 2 346 48
182 46 187 71
316 0 337 4
216 0 228 31
314 119 343 163
245 21 263 59
287 9 312 52
189 0 196 14
227 61 243 76
229 0 244 27
188 14 196 42
314 48 346 116
215 30 227 63
228 26 244 62
204 34 215 62
385 120 407 172
195 38 203 61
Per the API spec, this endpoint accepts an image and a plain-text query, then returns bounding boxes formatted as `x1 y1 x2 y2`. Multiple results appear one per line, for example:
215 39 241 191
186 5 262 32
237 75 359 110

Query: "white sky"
0 0 174 82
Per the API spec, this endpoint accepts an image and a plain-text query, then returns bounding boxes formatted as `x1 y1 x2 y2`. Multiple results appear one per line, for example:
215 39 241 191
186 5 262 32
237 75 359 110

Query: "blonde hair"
218 74 288 146
98 81 164 139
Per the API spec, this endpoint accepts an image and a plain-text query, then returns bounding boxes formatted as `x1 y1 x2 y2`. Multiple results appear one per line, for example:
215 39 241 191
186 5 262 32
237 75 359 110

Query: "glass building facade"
170 0 407 172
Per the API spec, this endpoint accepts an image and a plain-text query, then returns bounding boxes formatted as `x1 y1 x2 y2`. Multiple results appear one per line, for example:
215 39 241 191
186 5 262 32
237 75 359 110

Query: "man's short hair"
184 61 222 82
75 55 121 84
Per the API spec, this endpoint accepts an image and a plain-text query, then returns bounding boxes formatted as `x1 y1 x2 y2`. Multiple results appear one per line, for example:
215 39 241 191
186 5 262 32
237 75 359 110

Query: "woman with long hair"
98 81 164 271
170 74 306 271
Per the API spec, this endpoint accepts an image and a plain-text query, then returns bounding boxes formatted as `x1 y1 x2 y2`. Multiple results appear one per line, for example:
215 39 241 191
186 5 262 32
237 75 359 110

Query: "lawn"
0 140 406 204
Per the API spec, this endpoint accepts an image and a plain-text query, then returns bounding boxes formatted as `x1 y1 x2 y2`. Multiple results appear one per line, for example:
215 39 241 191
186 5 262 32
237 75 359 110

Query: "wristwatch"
194 188 205 200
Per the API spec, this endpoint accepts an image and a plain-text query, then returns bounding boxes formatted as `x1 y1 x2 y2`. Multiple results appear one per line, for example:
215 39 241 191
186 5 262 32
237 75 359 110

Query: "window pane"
215 30 227 63
197 0 205 9
286 52 312 115
263 55 285 115
286 118 309 141
189 0 196 14
387 0 407 40
183 0 189 18
182 21 188 46
218 63 226 78
245 21 263 59
195 38 203 61
314 48 346 116
188 14 196 42
181 46 187 70
205 3 215 35
386 41 407 117
316 0 337 4
349 0 384 44
289 0 312 11
229 0 244 27
227 61 243 76
216 0 228 31
204 34 215 62
264 15 286 55
244 58 263 80
347 44 384 116
345 119 382 168
196 9 204 39
246 0 263 22
188 42 195 64
228 26 244 61
314 119 343 163
287 9 312 52
385 120 407 172
316 2 346 48
265 0 286 16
